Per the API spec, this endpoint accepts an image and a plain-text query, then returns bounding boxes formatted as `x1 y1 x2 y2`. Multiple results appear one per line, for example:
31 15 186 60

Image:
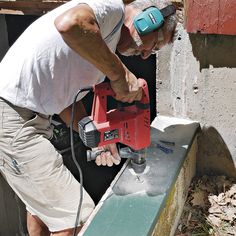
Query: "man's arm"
54 4 125 82
59 100 86 132
54 4 142 103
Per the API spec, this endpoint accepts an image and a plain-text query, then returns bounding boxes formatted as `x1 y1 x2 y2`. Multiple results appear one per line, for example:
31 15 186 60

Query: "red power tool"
78 79 150 172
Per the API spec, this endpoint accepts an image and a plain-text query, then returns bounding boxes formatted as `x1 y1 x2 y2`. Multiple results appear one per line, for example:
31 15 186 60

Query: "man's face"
119 28 171 59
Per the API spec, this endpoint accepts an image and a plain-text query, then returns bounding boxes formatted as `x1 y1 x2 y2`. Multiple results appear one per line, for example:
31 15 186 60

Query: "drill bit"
130 148 147 173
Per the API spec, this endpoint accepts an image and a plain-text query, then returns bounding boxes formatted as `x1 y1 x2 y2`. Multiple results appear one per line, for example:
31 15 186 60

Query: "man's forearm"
54 4 126 82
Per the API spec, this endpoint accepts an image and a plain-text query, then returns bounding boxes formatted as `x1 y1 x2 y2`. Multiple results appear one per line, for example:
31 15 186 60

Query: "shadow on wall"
189 33 236 70
197 126 236 179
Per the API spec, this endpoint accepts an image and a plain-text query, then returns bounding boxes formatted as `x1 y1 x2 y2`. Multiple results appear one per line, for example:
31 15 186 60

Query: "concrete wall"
156 24 236 177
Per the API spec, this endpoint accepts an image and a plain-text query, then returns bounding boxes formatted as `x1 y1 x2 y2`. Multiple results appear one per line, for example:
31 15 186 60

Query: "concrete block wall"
156 24 236 177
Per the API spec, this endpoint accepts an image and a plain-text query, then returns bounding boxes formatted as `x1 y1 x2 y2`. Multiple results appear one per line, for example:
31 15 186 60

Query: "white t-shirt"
0 0 124 115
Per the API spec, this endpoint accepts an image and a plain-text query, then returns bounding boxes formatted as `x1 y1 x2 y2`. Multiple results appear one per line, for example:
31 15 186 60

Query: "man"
0 0 177 235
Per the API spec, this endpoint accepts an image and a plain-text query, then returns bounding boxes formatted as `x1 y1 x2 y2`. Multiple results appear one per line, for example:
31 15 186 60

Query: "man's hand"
110 67 143 103
94 143 121 167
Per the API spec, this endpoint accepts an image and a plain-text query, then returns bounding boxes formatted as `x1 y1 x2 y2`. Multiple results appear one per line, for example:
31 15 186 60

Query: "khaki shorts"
0 98 94 232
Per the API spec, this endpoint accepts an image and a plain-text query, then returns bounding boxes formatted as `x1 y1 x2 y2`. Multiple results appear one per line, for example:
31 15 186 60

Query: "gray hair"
128 0 177 36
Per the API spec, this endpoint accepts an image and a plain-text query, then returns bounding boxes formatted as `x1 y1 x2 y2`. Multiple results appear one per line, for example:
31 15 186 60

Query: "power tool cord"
70 87 93 236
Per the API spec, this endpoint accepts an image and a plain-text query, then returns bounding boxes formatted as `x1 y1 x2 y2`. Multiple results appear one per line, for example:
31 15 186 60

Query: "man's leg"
27 212 82 236
27 212 50 236
0 99 94 234
51 226 82 236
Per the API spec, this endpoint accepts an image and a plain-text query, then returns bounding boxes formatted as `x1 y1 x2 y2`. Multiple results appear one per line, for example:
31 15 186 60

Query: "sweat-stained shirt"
0 0 124 115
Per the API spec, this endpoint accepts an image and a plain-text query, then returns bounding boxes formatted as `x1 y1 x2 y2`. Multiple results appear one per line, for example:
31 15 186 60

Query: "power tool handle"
87 149 102 162
91 79 149 123
115 79 149 109
93 79 148 101
86 147 134 162
91 82 115 123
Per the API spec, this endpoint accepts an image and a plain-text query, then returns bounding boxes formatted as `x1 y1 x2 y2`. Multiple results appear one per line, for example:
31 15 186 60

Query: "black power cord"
70 87 93 236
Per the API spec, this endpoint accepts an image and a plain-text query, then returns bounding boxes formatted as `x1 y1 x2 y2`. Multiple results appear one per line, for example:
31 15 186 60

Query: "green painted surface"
83 193 165 236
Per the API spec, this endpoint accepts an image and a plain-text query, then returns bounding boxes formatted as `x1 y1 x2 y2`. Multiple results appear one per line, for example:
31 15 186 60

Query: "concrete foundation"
156 24 236 177
152 137 197 236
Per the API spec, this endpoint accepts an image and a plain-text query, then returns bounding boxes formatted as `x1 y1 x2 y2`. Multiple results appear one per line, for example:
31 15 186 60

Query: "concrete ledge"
80 116 200 236
152 137 197 236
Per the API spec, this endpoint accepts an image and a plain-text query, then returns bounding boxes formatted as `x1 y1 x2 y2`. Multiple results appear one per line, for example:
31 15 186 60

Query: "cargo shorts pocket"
11 113 53 146
10 113 38 145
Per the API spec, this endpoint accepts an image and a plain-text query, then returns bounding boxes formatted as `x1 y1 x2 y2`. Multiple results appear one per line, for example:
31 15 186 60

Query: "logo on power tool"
104 129 119 141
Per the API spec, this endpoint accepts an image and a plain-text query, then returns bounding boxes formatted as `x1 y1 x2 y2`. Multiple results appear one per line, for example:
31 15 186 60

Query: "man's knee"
27 212 50 236
27 212 82 236
51 226 82 236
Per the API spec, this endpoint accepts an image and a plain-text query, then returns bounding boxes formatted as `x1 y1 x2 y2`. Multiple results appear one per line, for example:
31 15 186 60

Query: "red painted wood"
218 0 236 35
186 0 236 35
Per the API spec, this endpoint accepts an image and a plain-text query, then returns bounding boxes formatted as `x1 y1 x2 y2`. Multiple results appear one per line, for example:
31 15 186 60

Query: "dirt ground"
175 175 236 236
